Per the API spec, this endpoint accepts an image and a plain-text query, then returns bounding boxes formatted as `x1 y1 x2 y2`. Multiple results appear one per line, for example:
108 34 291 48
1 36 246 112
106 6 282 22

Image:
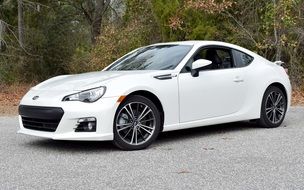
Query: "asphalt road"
1 107 304 190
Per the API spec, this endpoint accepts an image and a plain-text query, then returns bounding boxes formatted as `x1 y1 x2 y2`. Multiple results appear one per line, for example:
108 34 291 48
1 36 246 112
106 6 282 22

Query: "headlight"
62 86 106 103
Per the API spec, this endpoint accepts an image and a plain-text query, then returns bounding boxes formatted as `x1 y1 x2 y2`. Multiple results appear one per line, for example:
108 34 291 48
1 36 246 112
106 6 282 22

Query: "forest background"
0 0 304 114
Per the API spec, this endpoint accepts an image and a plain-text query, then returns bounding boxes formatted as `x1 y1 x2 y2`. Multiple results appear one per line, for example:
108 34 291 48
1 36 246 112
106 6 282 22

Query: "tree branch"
224 11 258 45
3 20 40 57
80 2 93 24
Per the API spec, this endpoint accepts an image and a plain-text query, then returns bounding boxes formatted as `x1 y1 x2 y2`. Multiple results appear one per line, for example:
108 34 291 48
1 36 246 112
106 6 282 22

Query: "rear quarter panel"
242 57 291 119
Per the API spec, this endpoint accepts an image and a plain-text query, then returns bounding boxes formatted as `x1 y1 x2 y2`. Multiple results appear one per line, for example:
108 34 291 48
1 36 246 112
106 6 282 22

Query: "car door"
178 46 247 123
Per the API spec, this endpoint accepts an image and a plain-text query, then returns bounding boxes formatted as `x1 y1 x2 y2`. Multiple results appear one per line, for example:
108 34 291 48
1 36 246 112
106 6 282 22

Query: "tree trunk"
90 0 109 44
91 20 102 44
73 0 111 44
18 0 24 48
87 0 110 44
275 43 282 61
273 0 282 61
0 20 5 51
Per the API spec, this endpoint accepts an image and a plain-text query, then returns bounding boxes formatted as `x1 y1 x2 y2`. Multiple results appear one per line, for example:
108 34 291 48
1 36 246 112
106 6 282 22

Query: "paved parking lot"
1 107 304 190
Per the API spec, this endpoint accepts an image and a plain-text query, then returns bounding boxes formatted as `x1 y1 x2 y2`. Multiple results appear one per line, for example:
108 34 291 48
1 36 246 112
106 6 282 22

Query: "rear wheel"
258 86 287 128
113 95 161 150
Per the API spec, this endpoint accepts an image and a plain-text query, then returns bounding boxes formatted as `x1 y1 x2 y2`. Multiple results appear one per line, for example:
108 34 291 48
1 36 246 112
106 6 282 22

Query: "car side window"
233 50 254 68
214 49 233 69
183 48 234 72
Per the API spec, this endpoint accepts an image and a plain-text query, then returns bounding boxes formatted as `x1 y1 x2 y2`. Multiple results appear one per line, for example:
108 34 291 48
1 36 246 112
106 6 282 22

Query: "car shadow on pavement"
156 121 263 144
23 121 262 152
23 139 117 152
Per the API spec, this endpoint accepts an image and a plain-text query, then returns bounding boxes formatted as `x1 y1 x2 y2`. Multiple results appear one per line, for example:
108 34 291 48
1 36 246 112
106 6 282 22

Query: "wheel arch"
256 81 289 118
265 82 288 105
256 82 289 127
120 90 165 132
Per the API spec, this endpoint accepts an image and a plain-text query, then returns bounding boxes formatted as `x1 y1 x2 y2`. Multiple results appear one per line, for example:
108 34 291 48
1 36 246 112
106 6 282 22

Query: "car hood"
32 70 169 91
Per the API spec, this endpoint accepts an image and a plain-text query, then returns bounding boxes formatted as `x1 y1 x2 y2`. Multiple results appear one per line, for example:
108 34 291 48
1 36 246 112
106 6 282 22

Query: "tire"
258 86 287 128
113 95 161 150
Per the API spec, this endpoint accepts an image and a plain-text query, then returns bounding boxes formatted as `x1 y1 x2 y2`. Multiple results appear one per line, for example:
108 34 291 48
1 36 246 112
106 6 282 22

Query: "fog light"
75 117 96 132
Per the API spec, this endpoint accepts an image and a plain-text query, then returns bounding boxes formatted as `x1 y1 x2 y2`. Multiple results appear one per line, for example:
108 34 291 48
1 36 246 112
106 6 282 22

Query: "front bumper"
18 97 119 141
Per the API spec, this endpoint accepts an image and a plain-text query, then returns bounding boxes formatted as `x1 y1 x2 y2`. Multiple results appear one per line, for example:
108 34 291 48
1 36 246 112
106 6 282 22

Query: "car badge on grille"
32 96 39 100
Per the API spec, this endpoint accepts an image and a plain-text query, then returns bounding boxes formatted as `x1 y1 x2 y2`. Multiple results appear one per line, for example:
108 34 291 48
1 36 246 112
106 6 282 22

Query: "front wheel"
258 86 287 128
113 95 161 150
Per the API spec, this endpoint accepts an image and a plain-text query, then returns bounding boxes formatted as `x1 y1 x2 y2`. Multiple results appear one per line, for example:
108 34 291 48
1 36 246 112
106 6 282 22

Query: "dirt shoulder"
0 84 32 116
292 89 304 106
0 84 304 116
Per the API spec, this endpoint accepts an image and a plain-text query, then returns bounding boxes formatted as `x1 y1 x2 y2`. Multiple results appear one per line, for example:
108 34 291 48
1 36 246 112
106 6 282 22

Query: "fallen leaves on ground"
0 84 33 116
292 88 304 106
176 170 191 174
202 147 215 151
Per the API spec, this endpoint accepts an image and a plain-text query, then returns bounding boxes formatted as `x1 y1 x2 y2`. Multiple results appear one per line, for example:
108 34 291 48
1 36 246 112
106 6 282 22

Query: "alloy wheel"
265 91 286 124
115 102 156 145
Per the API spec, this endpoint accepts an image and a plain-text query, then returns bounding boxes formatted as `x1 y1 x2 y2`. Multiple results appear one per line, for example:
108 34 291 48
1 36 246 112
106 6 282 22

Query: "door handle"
233 77 244 83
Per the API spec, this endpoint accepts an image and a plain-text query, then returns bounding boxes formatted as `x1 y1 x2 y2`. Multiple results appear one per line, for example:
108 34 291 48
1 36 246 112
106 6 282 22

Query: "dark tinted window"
233 50 254 67
214 49 233 69
107 45 192 71
186 48 233 71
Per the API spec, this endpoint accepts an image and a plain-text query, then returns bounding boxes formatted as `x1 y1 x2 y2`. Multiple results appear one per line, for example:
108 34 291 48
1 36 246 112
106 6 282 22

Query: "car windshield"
106 45 193 71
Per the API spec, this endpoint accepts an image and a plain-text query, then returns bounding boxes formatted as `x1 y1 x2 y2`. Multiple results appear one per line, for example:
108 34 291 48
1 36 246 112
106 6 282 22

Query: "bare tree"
0 20 6 52
18 0 24 48
70 0 111 44
272 0 282 61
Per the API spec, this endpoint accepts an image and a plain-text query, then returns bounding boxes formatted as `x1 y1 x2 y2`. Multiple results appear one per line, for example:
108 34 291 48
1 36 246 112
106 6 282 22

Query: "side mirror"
192 59 212 70
191 59 212 77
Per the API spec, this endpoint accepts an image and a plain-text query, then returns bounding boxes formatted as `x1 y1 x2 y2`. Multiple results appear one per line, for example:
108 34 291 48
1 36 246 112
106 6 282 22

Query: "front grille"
19 105 64 132
21 117 61 132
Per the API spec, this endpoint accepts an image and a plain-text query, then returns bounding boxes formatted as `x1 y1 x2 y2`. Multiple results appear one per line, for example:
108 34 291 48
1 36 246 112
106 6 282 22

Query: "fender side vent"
154 74 176 80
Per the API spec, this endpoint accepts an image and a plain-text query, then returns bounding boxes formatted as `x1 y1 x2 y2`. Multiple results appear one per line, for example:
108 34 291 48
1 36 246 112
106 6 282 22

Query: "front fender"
103 75 180 127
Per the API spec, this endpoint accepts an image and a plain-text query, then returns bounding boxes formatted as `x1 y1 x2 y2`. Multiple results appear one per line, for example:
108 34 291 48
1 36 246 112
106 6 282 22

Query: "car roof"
151 40 258 57
152 40 243 47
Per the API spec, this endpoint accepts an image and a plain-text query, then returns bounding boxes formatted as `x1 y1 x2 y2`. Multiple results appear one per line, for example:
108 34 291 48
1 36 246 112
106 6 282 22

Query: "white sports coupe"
18 41 291 150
